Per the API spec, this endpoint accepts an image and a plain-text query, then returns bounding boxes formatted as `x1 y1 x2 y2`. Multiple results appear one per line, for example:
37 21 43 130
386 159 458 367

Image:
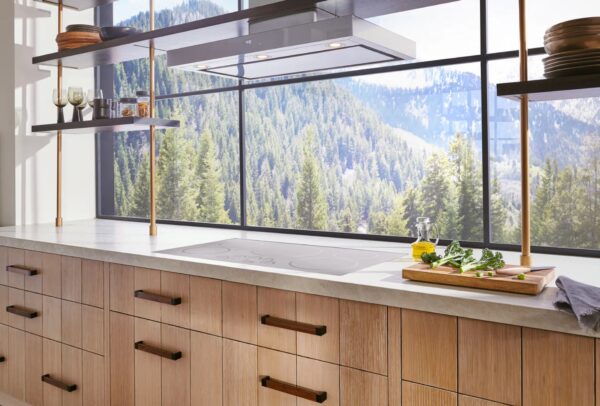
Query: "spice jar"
120 98 137 117
136 90 150 118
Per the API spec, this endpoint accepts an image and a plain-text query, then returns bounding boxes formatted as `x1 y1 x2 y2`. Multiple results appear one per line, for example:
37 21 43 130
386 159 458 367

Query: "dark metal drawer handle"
6 265 37 277
134 341 182 360
6 305 38 319
261 376 327 403
0 356 5 363
134 290 182 305
261 315 326 336
42 374 77 392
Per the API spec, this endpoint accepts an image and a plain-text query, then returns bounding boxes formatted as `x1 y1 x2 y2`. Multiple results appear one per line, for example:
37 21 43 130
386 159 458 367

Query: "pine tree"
402 187 421 237
368 211 388 235
490 173 507 242
338 207 356 232
157 128 198 221
129 152 150 218
386 197 409 235
196 131 231 224
419 152 457 239
532 159 557 244
579 135 600 248
546 167 582 248
296 127 328 230
113 161 129 216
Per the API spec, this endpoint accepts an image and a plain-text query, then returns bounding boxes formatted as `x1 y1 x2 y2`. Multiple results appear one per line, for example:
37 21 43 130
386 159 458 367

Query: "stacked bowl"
56 24 102 51
543 17 600 78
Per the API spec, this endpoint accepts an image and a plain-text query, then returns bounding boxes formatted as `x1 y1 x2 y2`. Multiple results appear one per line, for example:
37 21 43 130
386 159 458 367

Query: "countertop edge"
0 234 596 339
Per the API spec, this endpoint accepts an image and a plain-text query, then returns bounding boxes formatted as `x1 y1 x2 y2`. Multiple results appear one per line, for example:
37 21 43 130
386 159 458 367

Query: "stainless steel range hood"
166 7 416 80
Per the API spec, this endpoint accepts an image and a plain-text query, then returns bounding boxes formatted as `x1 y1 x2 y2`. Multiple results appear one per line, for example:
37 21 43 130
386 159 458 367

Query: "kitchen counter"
0 219 598 338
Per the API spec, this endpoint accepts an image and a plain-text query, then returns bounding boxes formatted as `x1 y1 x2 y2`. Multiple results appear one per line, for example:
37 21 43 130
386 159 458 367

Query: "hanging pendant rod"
519 0 531 266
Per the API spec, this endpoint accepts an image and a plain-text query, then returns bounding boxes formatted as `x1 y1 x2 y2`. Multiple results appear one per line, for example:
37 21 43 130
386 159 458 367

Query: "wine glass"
68 87 84 122
77 94 88 122
53 88 67 124
87 89 103 119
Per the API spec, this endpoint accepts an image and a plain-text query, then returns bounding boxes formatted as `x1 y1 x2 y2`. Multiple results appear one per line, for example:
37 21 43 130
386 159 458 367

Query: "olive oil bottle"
412 217 439 261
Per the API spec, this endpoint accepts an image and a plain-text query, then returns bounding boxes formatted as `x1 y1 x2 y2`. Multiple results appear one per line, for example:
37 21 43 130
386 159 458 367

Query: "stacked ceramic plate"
543 17 600 78
56 24 102 51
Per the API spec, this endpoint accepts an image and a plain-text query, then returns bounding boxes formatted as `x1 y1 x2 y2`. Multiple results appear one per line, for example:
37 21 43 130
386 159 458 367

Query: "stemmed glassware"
53 88 68 124
87 89 103 119
68 87 84 122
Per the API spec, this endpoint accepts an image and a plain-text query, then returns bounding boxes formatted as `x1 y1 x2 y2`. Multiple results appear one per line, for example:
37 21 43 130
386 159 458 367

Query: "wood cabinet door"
340 300 387 375
340 367 387 406
459 395 505 406
161 272 190 329
134 318 161 406
388 307 402 406
82 351 105 406
24 251 43 294
523 328 594 406
258 288 296 354
190 276 221 336
258 347 296 406
296 293 339 364
297 356 339 406
24 291 43 336
0 246 8 286
161 324 190 406
8 327 25 401
81 260 104 308
0 325 8 394
24 333 43 406
402 381 457 406
7 287 25 330
134 267 161 322
223 339 257 406
82 305 104 355
109 312 134 406
223 282 257 345
62 344 83 406
41 253 62 298
43 295 62 342
191 331 222 406
43 338 62 406
7 248 25 290
62 300 82 348
402 309 457 391
0 285 8 325
61 256 82 303
110 264 134 315
458 318 521 405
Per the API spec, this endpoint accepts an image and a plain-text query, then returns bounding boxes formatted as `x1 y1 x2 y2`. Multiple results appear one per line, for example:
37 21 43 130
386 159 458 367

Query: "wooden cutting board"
402 263 555 295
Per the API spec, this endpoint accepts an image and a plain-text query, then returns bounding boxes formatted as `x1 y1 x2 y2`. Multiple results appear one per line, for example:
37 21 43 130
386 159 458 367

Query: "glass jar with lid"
120 98 137 117
136 90 150 118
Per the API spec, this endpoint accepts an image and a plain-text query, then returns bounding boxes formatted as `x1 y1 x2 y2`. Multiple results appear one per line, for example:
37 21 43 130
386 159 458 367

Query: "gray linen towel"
554 276 600 331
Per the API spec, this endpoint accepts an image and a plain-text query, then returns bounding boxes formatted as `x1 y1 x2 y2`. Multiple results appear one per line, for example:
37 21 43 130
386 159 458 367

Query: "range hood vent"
166 13 416 80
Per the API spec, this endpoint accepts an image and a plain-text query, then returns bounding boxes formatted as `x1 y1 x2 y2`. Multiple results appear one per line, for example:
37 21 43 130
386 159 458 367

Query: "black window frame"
95 0 600 258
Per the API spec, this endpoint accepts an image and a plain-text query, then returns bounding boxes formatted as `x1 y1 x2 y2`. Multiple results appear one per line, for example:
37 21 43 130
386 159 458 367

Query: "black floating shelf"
31 117 180 134
35 0 117 11
497 74 600 102
31 0 456 69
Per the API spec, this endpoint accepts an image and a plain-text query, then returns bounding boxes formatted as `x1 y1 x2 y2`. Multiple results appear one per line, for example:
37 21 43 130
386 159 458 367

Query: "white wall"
1 0 95 226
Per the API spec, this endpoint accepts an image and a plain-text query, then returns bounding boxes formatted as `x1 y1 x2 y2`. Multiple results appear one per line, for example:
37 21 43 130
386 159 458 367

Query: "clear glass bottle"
136 90 150 118
411 217 439 261
120 98 137 117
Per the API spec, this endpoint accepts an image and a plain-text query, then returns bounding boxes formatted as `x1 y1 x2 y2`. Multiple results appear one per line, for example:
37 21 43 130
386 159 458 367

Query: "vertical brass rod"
519 0 531 266
149 0 157 236
56 0 63 227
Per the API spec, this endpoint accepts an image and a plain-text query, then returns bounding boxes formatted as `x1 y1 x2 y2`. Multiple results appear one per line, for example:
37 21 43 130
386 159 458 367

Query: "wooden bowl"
545 34 600 54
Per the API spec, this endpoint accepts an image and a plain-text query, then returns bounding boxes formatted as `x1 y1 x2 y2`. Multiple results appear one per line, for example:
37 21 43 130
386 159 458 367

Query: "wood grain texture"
24 333 43 406
109 264 134 315
103 263 110 406
191 331 222 406
81 260 104 308
258 287 296 354
62 344 83 406
402 381 457 406
161 323 191 406
8 327 25 401
458 318 521 405
7 248 25 290
402 263 554 295
0 285 8 325
340 300 387 375
42 337 62 406
134 317 161 406
523 328 594 406
7 287 25 330
0 246 8 286
402 309 457 391
42 295 62 342
190 276 221 336
24 250 43 293
458 395 505 406
62 300 82 348
41 253 62 298
161 272 190 329
388 307 401 406
258 347 296 406
297 356 339 406
596 339 599 406
82 305 104 355
24 291 42 336
222 282 257 344
0 324 8 393
82 351 105 406
109 312 134 406
61 256 82 303
340 366 387 406
223 338 257 406
134 267 161 321
296 293 339 364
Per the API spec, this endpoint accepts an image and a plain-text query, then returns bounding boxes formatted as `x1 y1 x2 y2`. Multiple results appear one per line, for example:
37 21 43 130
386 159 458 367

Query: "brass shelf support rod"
519 0 531 266
56 0 63 227
149 0 157 236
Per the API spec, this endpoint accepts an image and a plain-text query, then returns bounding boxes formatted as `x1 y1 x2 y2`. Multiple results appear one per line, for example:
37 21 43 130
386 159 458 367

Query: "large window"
97 0 600 255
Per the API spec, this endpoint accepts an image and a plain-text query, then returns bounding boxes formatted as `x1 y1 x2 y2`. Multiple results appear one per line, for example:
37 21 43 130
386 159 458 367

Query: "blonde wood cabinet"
223 338 257 406
596 339 599 406
523 328 595 406
222 281 257 345
402 381 457 406
340 366 387 406
459 395 506 406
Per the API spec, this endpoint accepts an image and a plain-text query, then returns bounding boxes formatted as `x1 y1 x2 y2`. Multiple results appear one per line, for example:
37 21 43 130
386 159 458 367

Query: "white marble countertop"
0 219 598 338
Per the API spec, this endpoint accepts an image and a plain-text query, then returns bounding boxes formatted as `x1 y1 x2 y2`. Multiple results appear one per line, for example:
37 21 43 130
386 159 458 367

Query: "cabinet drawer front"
190 276 221 336
223 282 257 345
61 256 82 303
6 248 25 290
340 367 387 406
160 272 190 330
191 331 222 405
223 339 257 406
258 347 296 406
134 267 161 321
110 264 135 315
81 260 104 308
258 288 296 354
297 356 339 406
297 293 339 364
402 381 457 406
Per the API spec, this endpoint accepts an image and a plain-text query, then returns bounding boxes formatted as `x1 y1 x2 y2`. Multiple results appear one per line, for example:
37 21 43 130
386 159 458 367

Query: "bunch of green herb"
420 241 505 273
